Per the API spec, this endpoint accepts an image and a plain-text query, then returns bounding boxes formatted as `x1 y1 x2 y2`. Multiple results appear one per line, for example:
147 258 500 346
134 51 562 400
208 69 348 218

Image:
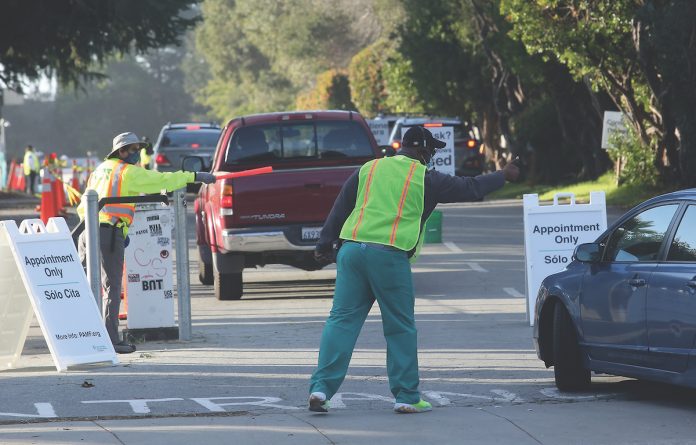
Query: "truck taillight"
466 139 478 149
155 153 171 166
392 140 401 150
220 184 233 216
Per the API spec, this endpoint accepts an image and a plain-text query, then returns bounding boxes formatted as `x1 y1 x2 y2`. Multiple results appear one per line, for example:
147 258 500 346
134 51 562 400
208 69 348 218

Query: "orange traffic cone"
16 167 26 192
71 160 80 191
39 168 57 224
7 161 17 190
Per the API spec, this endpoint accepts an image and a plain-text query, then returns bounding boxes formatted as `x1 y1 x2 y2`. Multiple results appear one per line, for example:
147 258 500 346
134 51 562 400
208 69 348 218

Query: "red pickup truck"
193 110 381 300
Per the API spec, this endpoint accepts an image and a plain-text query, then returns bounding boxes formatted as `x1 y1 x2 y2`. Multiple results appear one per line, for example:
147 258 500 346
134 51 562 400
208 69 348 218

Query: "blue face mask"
125 150 141 165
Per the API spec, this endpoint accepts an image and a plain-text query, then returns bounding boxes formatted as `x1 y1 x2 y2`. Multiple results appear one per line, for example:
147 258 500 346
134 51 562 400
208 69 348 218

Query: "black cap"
402 126 446 151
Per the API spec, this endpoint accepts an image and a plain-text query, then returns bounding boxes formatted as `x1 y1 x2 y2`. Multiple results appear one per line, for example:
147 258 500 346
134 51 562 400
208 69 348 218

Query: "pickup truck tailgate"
229 166 357 226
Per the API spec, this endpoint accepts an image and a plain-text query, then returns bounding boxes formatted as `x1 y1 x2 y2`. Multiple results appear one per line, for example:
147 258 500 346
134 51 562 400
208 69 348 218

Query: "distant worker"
308 126 520 414
140 136 153 169
77 132 216 354
22 145 40 195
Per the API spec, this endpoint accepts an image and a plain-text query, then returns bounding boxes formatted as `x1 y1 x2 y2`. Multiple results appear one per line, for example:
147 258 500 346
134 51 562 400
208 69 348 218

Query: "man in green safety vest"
77 132 216 354
308 126 520 414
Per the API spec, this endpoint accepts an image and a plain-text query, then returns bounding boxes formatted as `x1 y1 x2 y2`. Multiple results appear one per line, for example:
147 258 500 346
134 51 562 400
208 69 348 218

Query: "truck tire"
215 271 243 301
198 255 213 285
553 303 590 391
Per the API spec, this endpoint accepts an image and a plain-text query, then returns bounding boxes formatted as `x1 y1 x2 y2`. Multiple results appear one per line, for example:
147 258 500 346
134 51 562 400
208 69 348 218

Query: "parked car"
187 110 381 300
387 117 485 176
152 122 221 172
534 189 696 391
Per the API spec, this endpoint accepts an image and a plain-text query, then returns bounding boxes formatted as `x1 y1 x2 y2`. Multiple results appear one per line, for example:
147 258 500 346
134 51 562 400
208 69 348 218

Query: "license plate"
301 227 322 241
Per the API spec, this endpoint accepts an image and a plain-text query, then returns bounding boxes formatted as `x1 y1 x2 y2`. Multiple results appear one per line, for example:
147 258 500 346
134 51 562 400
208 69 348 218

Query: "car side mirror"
181 155 204 172
574 243 601 263
380 145 396 157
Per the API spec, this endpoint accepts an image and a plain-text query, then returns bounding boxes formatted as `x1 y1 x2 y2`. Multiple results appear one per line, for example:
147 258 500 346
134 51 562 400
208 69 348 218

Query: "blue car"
534 189 696 390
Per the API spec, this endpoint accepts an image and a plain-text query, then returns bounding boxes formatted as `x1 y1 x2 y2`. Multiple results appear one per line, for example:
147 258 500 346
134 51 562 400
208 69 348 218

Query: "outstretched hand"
500 158 521 182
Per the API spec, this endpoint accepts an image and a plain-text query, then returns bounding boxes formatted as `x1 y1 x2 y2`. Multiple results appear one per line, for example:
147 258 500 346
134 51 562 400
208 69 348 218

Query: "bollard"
83 189 102 313
173 188 191 340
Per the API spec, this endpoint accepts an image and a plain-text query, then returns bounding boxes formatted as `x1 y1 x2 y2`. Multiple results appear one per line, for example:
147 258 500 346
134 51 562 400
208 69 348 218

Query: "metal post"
83 189 102 313
173 188 191 340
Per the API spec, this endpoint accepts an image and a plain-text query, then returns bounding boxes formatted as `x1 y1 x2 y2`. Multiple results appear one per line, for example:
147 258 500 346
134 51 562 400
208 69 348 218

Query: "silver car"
153 122 221 172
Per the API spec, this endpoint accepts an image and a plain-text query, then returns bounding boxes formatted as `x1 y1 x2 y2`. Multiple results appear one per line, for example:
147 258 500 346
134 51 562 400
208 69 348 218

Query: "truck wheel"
553 303 590 391
215 272 243 301
198 255 213 285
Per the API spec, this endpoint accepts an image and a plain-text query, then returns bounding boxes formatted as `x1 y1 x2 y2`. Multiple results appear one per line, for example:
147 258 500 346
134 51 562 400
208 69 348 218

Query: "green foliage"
348 41 391 117
296 70 356 111
0 0 198 90
608 125 659 187
189 0 372 120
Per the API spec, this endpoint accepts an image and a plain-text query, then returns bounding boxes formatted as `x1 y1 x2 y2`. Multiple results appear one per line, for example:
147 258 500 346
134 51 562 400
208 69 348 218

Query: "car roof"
164 122 221 130
395 117 464 126
226 110 364 127
644 188 696 205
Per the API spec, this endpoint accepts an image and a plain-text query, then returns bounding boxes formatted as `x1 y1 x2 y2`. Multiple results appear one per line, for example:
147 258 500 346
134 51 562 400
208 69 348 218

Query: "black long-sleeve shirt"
317 154 506 255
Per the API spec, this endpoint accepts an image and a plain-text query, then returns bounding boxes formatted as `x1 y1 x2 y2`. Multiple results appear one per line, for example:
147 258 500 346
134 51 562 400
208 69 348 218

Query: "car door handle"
628 278 646 287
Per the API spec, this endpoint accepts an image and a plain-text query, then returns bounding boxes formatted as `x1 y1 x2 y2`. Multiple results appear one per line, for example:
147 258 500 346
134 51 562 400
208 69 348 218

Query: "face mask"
124 150 141 165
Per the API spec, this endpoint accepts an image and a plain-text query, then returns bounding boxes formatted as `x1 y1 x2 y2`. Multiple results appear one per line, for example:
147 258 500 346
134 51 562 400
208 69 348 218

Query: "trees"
0 0 197 90
502 0 696 187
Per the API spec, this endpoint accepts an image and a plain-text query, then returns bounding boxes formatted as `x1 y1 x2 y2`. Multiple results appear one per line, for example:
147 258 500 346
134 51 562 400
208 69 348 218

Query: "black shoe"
114 342 136 354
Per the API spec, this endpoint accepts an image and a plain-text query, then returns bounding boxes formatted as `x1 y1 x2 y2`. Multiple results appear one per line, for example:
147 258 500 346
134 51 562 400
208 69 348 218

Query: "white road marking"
0 403 56 418
444 242 463 253
503 287 525 298
329 392 394 409
466 262 488 272
190 396 300 411
82 398 183 414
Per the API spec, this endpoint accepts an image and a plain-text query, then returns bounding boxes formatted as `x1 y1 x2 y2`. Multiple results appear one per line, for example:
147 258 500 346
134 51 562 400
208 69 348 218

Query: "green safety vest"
77 158 194 236
340 155 426 252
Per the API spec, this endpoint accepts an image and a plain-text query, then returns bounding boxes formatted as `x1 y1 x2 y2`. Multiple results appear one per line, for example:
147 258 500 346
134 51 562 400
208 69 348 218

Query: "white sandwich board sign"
429 126 455 176
523 192 607 326
123 203 175 329
601 111 628 149
0 218 117 371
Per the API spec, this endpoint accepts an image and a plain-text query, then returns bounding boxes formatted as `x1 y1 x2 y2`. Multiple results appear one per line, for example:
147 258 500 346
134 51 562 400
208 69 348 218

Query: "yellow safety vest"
77 158 195 235
23 151 39 175
340 155 426 251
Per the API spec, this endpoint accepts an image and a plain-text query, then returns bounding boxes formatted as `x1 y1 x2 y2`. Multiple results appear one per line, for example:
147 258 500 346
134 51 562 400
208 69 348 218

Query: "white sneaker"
308 392 329 413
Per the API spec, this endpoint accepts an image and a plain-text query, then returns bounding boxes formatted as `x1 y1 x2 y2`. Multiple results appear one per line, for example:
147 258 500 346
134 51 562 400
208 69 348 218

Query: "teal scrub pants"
310 241 421 404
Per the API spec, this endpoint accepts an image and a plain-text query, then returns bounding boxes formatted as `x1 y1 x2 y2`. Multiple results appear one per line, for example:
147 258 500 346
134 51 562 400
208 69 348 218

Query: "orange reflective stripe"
389 162 418 245
351 159 380 239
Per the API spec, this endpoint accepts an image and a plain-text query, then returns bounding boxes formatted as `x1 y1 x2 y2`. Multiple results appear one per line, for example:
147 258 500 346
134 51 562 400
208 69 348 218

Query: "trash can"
423 210 442 244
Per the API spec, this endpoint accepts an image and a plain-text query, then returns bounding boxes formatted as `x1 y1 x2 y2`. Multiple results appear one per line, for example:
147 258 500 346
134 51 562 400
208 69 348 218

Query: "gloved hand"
124 235 130 248
195 172 216 184
314 243 335 266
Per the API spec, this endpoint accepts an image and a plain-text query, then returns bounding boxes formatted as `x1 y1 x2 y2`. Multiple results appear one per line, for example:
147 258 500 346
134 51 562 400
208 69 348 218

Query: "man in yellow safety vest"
308 126 520 414
77 132 215 354
22 144 40 195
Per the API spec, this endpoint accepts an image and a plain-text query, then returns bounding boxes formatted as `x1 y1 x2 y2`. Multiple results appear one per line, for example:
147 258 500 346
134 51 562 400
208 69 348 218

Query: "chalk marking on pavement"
190 396 300 412
0 403 56 418
444 242 463 253
540 388 617 401
82 398 184 414
503 287 525 298
329 392 394 409
466 262 488 272
422 390 522 406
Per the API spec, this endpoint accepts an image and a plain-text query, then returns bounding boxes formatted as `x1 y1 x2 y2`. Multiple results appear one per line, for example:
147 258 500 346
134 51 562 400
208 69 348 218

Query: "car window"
160 129 220 149
604 204 679 262
667 205 696 261
225 121 373 164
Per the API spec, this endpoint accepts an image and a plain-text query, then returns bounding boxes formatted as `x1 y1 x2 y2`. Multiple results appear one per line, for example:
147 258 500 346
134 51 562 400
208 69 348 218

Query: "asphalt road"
3 199 696 444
